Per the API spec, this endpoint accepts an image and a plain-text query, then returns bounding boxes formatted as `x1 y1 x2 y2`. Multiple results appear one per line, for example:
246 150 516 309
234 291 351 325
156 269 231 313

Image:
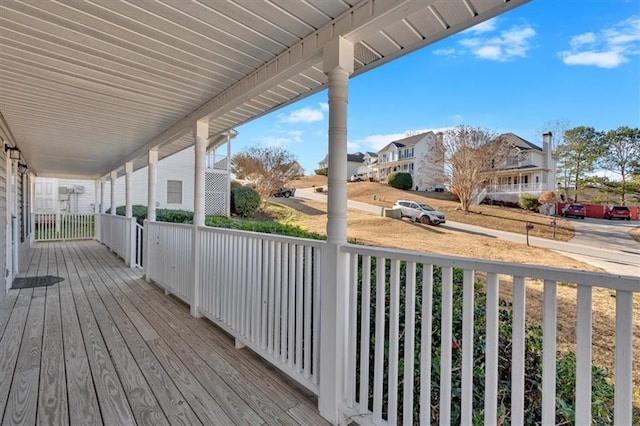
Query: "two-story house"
483 132 556 203
356 152 379 180
318 152 365 179
377 132 445 191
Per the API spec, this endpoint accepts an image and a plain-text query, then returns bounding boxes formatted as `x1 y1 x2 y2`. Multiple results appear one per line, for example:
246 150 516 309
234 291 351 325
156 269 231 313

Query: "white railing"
34 213 96 241
339 243 638 425
99 214 112 247
145 221 194 303
109 215 129 262
134 222 143 269
197 227 323 394
488 183 544 193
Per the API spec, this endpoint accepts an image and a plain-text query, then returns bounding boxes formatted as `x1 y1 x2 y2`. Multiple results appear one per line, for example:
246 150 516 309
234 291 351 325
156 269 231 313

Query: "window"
167 180 182 204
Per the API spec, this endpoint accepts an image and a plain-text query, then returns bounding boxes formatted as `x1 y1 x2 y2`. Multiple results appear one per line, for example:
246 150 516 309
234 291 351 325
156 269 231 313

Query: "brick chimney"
542 131 552 187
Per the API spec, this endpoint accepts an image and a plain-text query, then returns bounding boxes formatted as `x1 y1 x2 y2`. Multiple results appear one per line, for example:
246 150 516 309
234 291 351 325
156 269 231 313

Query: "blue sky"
231 0 640 175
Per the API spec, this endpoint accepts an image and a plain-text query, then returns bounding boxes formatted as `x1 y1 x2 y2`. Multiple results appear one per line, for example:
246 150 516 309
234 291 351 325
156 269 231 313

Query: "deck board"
1 241 327 425
0 289 33 420
55 243 103 426
3 287 46 426
38 283 68 425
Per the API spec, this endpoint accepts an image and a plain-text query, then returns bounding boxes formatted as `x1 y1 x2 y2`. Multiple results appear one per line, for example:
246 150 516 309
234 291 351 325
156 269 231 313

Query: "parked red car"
604 205 631 220
561 204 585 219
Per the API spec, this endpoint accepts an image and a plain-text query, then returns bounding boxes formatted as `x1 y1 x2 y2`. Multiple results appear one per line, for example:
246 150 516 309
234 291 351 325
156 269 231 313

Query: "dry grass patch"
630 226 640 244
287 175 327 189
347 182 574 241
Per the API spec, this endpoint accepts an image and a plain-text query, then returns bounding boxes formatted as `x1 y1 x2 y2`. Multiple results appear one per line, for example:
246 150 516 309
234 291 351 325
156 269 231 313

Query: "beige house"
483 132 557 203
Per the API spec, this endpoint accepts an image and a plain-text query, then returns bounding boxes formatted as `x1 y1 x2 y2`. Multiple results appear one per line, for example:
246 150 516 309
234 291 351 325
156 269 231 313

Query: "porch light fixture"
4 145 20 160
17 162 28 174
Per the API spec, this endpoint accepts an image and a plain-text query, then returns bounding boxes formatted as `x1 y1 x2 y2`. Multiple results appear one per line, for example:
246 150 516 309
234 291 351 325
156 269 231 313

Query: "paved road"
292 188 640 277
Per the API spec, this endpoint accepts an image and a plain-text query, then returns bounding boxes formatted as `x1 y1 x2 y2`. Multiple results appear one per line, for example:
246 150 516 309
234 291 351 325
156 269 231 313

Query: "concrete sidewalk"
294 188 639 277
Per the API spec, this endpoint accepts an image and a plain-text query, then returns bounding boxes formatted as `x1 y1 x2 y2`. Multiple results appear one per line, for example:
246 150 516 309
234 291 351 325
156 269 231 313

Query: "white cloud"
452 114 464 124
278 106 324 123
257 136 298 147
433 48 456 56
443 23 536 61
559 16 640 68
463 18 498 34
319 102 329 112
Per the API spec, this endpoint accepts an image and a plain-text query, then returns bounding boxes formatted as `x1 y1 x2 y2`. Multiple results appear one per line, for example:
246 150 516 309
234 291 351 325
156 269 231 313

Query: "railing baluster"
346 253 358 408
461 269 475 425
280 242 289 362
403 262 416 426
575 284 593 425
296 245 304 373
373 257 386 423
388 259 400 424
359 255 371 415
614 289 633 424
304 246 312 378
420 264 433 425
274 241 282 358
511 276 526 425
485 272 499 426
439 266 453 426
312 246 321 385
542 279 557 425
287 243 296 368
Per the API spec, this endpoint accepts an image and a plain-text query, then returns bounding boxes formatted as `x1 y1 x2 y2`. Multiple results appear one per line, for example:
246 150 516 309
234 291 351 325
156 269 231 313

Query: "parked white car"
393 200 446 225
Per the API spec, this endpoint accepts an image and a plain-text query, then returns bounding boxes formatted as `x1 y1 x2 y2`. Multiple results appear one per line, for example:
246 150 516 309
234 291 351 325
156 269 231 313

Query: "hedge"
387 172 413 190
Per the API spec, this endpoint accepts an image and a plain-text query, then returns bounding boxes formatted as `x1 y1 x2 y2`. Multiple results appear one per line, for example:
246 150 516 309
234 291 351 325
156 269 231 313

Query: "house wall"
0 148 6 299
104 147 197 211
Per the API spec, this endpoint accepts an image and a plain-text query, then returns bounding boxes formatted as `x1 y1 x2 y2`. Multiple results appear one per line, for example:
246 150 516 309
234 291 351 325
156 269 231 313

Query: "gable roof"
501 133 542 151
378 131 433 153
347 152 365 163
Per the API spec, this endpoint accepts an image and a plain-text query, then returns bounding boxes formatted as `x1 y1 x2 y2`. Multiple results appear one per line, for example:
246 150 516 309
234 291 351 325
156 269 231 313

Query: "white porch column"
124 162 134 266
5 151 13 289
125 162 133 218
110 171 117 215
94 179 100 241
148 149 158 222
100 178 106 214
191 119 208 317
318 36 353 424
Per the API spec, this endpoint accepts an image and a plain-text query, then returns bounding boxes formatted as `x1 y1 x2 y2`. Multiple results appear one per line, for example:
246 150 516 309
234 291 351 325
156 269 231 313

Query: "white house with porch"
0 1 636 425
377 131 445 190
483 132 557 203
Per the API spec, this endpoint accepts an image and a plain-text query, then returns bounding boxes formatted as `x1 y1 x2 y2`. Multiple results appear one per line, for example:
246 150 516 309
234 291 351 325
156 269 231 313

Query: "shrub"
232 186 260 218
519 193 540 211
387 172 413 190
314 167 328 176
357 262 615 424
206 216 325 240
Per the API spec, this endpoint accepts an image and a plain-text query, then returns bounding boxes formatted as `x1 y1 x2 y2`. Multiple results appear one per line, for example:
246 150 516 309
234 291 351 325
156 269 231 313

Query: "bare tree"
422 125 511 212
231 147 295 205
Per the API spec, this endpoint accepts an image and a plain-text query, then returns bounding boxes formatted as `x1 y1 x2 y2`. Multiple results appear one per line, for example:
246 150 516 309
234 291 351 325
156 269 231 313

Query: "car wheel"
283 191 291 198
420 216 430 225
581 216 585 220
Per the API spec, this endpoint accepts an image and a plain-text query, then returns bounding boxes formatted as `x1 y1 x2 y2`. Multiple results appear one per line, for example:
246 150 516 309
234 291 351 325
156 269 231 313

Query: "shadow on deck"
0 241 326 425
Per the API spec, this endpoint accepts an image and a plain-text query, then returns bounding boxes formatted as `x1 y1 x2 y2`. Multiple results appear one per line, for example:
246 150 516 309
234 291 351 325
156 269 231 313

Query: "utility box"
384 208 402 219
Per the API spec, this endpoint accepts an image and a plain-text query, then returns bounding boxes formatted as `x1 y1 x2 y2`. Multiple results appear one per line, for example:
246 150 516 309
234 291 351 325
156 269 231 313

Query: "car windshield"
613 206 628 210
418 203 435 211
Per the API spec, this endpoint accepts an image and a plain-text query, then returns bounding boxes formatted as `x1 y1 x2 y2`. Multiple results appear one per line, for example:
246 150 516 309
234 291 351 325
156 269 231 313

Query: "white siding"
58 179 97 213
103 148 196 212
0 149 6 299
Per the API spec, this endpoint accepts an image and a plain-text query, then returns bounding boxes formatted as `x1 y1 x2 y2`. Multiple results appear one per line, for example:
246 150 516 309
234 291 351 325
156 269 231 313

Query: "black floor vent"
11 276 65 289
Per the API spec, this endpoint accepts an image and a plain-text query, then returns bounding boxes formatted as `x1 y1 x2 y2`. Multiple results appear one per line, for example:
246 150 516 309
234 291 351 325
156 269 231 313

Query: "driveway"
291 188 640 276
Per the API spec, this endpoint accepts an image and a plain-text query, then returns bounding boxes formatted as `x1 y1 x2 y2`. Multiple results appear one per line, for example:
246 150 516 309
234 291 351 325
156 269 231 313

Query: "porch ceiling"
0 0 529 179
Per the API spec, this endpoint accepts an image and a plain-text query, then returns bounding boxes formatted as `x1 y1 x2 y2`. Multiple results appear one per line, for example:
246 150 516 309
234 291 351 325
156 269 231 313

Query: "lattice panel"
205 170 229 216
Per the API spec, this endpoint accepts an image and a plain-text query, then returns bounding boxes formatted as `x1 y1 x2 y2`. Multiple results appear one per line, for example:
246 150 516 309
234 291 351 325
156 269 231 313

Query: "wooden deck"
0 241 327 425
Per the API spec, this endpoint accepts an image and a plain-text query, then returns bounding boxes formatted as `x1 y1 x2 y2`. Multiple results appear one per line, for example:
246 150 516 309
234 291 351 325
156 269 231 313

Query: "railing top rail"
147 220 193 230
341 243 639 291
197 225 325 247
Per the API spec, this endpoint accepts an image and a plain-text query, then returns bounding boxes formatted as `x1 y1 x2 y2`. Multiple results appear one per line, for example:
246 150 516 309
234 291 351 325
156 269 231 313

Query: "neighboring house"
377 132 445 191
483 132 557 203
34 147 232 215
318 152 366 178
356 152 379 180
283 161 305 179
